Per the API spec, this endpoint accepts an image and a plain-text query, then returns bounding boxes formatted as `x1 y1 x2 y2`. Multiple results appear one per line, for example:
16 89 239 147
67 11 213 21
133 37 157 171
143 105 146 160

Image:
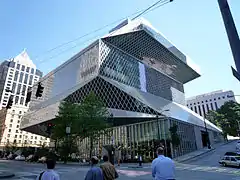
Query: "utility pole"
217 0 240 81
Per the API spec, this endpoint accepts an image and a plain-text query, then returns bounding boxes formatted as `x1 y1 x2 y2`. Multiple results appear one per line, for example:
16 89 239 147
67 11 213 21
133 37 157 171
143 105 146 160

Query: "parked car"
38 156 47 163
224 152 240 156
15 155 25 161
7 154 17 160
219 156 240 167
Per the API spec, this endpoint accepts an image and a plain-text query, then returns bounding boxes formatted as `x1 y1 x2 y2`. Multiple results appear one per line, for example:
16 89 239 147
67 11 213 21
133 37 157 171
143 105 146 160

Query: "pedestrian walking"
152 147 175 180
100 155 119 180
139 155 143 167
36 158 60 180
85 156 104 180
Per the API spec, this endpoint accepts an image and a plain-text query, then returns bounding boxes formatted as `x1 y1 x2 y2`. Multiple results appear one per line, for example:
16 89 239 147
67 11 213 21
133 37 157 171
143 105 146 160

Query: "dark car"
224 152 240 156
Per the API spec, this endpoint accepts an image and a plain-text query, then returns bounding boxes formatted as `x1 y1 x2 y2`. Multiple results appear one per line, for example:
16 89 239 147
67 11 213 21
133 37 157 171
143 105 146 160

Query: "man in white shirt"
152 147 175 180
36 158 60 180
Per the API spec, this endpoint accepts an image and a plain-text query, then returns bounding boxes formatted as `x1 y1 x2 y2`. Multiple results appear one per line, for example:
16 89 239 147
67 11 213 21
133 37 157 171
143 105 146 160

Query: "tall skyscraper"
0 50 49 147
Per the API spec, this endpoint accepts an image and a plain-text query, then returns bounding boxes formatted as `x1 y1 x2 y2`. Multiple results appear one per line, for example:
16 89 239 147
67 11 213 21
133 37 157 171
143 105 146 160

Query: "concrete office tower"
186 90 236 117
0 50 50 147
22 18 223 158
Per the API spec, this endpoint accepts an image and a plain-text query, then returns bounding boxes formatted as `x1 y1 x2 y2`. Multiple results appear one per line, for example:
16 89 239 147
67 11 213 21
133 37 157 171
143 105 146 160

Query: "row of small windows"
187 95 232 106
16 64 35 74
7 139 43 145
7 133 44 140
189 102 218 116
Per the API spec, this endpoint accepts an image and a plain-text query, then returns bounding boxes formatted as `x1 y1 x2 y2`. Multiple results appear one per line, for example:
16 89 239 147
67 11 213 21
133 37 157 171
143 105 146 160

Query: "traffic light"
36 82 44 98
6 95 14 109
25 91 32 105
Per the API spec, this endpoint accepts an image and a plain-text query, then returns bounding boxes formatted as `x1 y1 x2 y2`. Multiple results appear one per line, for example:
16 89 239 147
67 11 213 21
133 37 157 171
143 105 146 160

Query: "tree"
52 92 112 161
169 124 180 148
206 101 240 137
75 92 112 158
169 124 180 158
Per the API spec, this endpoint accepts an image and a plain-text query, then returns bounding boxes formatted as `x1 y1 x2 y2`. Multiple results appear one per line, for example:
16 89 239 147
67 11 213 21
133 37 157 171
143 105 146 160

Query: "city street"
1 141 240 180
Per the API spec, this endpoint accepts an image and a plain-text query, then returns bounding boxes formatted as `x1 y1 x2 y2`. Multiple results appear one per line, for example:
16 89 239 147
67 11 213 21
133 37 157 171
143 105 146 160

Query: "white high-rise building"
186 90 236 117
0 50 50 147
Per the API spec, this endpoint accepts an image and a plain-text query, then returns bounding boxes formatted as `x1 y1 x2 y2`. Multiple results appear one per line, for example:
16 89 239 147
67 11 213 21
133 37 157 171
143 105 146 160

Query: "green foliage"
53 91 112 160
206 101 240 137
169 124 180 148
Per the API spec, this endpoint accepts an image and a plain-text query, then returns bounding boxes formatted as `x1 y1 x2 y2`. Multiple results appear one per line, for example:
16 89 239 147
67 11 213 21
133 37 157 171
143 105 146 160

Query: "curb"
176 140 236 163
0 172 15 179
177 148 215 163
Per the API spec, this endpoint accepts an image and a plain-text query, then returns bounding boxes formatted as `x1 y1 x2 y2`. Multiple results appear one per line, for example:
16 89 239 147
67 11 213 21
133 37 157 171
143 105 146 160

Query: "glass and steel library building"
21 18 223 159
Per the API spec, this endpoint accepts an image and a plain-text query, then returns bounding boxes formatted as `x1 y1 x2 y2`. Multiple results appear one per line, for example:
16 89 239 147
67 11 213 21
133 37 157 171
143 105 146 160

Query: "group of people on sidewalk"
37 145 175 180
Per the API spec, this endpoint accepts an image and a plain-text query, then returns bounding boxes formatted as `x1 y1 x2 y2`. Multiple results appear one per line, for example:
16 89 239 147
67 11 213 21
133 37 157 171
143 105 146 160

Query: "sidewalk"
174 140 235 163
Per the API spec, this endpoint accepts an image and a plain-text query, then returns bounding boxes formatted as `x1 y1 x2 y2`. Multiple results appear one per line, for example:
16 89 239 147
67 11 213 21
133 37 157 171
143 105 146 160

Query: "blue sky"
0 0 240 99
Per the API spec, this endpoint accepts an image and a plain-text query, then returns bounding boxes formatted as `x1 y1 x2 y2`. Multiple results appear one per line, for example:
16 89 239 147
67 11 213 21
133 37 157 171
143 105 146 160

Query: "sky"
0 0 240 100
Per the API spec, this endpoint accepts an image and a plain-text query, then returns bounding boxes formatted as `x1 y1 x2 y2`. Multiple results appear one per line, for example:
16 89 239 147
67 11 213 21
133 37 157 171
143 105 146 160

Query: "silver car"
219 156 240 167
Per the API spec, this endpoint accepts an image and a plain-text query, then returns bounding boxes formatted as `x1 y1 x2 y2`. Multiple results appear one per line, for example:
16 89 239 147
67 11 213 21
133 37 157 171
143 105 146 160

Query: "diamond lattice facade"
21 18 223 158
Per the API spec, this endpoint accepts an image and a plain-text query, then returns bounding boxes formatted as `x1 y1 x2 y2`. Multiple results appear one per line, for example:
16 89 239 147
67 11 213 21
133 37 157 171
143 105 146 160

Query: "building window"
7 134 10 137
215 102 218 109
20 97 24 105
194 106 197 113
202 105 206 117
39 141 42 145
30 141 32 144
16 130 18 133
21 65 25 71
218 97 221 100
14 71 19 81
206 104 210 112
190 107 193 111
16 125 19 128
34 141 36 144
205 100 208 102
12 82 16 93
26 67 30 73
24 140 27 144
31 68 34 74
10 119 13 123
9 124 12 128
198 105 202 116
15 96 19 104
18 115 21 119
214 98 216 101
11 114 14 118
19 72 24 83
13 139 17 143
12 110 15 113
35 137 37 140
7 139 9 143
24 74 28 84
210 99 212 102
194 103 196 105
19 135 22 138
19 140 21 143
222 96 225 99
31 136 33 139
15 135 17 138
29 75 33 85
8 129 11 132
210 103 214 110
17 120 20 123
19 111 22 114
17 64 20 70
197 102 200 104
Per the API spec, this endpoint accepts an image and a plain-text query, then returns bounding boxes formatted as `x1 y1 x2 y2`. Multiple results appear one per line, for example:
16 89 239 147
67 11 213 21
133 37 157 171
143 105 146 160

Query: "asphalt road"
0 159 239 180
184 140 239 166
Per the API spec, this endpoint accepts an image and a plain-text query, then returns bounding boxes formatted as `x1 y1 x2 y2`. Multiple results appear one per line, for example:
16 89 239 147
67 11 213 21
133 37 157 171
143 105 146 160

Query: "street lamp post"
203 115 211 149
66 125 71 161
